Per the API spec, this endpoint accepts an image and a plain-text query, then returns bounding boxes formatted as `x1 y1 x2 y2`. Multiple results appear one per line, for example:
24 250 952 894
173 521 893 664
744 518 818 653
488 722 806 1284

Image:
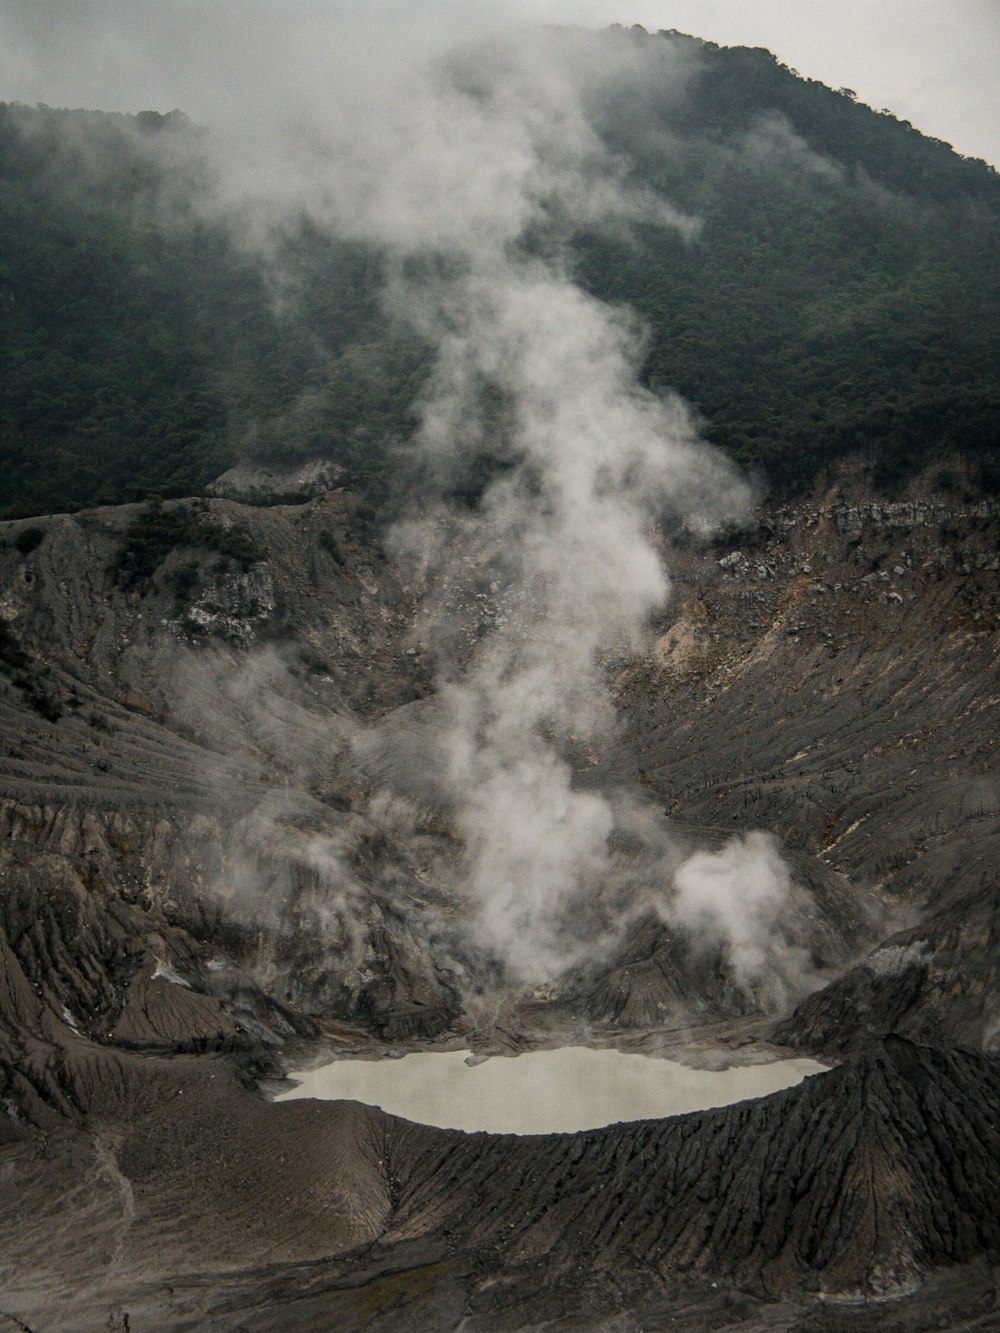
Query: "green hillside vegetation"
2 27 998 519
2 106 242 515
0 104 423 518
578 32 1000 489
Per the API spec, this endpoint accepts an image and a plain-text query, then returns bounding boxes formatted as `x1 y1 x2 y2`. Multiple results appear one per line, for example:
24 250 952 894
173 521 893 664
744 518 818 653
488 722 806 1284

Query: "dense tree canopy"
577 36 1000 489
2 29 998 519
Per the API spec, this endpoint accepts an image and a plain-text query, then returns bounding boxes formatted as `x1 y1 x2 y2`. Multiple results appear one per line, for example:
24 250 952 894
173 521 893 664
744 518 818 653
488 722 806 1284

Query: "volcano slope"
0 461 999 1329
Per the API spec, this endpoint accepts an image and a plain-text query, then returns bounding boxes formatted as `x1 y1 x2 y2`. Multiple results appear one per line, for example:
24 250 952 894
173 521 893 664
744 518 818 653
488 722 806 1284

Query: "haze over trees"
1 26 998 520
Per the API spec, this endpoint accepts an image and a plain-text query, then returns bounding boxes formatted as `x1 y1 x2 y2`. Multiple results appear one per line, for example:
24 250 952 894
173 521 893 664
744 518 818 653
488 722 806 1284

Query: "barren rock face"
1 468 999 1328
608 483 1000 1053
3 1033 999 1330
207 459 345 505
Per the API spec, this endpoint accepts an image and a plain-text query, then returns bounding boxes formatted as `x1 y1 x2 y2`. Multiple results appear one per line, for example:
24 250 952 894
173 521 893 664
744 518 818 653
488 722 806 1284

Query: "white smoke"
384 260 749 977
667 832 815 1005
195 19 775 982
271 29 751 980
12 6 811 990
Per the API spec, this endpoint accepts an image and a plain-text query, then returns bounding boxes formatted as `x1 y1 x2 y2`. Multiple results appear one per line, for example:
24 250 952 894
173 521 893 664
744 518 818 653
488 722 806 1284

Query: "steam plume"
27 10 808 990
289 29 755 978
198 22 781 981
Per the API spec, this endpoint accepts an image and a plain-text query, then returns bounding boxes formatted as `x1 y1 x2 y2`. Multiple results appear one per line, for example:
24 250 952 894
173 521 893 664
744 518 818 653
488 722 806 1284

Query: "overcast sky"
585 0 1000 165
1 0 997 167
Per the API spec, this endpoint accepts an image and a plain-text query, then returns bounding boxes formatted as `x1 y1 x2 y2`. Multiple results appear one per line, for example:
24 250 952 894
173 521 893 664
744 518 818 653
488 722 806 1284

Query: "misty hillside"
3 18 1000 1331
2 25 999 521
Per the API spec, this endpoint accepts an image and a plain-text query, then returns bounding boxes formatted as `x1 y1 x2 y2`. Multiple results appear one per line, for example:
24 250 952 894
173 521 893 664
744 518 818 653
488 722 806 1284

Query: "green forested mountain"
0 104 426 517
2 28 998 519
577 35 1000 489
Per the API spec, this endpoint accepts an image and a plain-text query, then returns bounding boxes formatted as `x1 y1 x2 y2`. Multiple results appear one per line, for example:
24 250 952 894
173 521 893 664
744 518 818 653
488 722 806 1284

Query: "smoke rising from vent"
207 24 755 981
667 832 816 1007
20 8 810 993
384 256 752 977
194 18 798 985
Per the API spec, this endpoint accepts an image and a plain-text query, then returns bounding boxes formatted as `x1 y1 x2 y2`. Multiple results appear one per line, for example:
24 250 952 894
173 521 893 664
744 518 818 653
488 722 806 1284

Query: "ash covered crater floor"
0 469 998 1328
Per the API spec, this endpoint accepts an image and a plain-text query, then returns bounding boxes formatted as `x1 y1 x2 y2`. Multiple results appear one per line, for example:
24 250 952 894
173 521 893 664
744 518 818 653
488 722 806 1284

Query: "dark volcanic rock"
3 473 998 1048
0 496 468 1050
608 475 1000 1050
373 1037 1000 1301
3 1036 998 1329
1 470 999 1328
775 872 1000 1055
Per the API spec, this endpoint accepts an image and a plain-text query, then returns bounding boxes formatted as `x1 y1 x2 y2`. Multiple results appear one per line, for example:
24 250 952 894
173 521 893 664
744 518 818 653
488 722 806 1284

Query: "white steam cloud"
242 26 754 980
667 832 815 1007
388 260 751 978
13 7 809 994
197 19 790 985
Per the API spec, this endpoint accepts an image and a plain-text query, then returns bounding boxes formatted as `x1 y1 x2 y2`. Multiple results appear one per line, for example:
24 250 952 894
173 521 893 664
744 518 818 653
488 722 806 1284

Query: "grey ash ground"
1 460 999 1329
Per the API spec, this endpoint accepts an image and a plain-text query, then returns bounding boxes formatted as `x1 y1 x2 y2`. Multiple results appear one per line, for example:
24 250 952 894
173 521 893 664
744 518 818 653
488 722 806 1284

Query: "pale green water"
275 1047 827 1134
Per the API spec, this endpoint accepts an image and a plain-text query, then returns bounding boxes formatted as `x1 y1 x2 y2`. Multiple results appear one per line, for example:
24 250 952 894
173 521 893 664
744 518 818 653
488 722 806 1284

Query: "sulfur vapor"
202 18 789 985
10 5 818 994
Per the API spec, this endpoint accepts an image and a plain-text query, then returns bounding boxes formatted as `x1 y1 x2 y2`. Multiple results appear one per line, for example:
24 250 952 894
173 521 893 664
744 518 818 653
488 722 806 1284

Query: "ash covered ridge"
0 463 998 1329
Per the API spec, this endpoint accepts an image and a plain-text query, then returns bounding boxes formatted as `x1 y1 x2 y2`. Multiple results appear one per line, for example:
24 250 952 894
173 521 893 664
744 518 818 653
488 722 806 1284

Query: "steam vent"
2 14 1000 1331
